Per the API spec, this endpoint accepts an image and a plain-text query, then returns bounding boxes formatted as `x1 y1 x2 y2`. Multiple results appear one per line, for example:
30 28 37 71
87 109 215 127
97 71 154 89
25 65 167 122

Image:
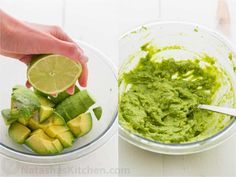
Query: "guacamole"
119 43 234 143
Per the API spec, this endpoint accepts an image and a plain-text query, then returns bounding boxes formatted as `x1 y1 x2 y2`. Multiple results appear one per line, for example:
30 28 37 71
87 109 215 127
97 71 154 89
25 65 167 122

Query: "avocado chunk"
11 86 40 119
25 129 63 154
56 90 95 121
37 95 55 108
45 125 74 147
18 117 29 125
57 131 75 148
8 122 31 144
39 106 54 123
31 129 48 137
45 125 69 138
1 86 40 125
49 86 80 104
93 106 102 120
28 112 66 131
67 113 92 137
26 136 54 154
1 109 19 125
48 112 66 125
28 118 42 130
34 88 55 107
52 139 63 153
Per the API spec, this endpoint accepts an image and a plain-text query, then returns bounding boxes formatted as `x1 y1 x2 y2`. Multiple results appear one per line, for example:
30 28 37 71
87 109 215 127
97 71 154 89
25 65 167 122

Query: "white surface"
1 0 236 176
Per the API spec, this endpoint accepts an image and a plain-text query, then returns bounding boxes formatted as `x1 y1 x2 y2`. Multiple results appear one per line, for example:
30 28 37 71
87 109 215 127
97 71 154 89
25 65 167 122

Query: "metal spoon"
198 104 236 117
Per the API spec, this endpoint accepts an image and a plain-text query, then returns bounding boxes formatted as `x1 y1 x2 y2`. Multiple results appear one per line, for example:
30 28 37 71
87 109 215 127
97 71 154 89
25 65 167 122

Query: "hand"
0 10 88 95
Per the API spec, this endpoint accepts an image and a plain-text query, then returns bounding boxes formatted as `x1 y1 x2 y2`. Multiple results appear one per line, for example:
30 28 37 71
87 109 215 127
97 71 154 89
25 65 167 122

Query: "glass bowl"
0 41 118 164
119 21 236 155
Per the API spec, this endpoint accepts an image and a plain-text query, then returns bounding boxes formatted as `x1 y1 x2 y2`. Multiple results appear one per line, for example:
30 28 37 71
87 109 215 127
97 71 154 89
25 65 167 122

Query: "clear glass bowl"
0 41 118 164
119 21 236 155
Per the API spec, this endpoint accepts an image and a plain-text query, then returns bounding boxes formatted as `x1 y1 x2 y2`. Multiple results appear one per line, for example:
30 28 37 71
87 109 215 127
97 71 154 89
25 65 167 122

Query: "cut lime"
27 55 82 95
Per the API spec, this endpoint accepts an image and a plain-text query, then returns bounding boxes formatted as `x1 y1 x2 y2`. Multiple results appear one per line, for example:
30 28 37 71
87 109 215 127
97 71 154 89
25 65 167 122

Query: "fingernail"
80 54 88 63
77 47 84 54
20 55 32 65
67 85 75 95
25 80 32 88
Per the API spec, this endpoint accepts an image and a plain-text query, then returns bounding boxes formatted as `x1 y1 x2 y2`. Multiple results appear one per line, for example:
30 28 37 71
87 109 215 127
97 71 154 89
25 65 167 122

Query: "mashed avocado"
119 43 234 144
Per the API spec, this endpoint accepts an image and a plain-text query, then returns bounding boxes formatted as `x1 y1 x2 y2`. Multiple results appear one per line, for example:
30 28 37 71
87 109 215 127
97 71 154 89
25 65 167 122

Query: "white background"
0 0 236 177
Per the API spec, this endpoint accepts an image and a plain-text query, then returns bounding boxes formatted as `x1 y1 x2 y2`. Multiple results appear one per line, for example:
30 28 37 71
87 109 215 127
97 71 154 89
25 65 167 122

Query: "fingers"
25 80 32 88
0 49 32 64
66 85 75 95
53 39 88 64
49 26 84 53
19 55 32 64
0 49 26 60
78 62 88 87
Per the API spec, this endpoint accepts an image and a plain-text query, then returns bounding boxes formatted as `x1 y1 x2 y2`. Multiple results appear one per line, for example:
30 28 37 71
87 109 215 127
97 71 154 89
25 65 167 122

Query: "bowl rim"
0 40 118 164
118 20 236 154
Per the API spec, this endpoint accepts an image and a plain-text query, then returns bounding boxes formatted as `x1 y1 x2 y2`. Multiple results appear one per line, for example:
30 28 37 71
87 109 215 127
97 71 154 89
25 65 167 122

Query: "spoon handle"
198 104 236 117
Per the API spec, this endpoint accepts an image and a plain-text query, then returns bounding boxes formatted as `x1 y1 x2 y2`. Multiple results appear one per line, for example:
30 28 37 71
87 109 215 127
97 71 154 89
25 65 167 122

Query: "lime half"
27 54 82 94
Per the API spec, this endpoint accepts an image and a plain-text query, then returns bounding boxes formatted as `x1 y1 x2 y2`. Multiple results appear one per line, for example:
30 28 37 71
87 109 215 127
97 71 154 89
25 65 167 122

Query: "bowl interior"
119 22 236 153
0 41 117 160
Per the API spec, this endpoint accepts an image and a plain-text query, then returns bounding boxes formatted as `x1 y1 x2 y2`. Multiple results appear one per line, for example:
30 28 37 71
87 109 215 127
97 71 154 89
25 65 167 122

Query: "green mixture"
119 43 233 143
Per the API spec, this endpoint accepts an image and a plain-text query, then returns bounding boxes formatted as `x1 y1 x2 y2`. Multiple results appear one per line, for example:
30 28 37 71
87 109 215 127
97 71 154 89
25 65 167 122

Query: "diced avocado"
11 86 40 119
31 129 45 136
28 118 41 130
26 136 55 154
93 106 102 120
39 106 54 123
57 131 75 148
34 88 55 107
37 95 55 108
18 117 29 125
1 109 19 125
25 129 59 154
56 90 95 121
8 122 31 144
27 112 66 131
52 139 63 153
26 136 51 154
45 125 69 138
18 111 39 126
44 125 74 147
49 86 80 104
49 112 66 125
67 121 81 137
28 117 49 131
31 129 53 141
67 113 92 137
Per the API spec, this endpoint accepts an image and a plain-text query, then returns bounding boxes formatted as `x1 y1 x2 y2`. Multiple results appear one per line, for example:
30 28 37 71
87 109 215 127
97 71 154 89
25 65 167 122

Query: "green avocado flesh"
93 107 102 120
9 122 31 144
67 112 92 137
1 85 98 155
25 129 63 154
55 90 95 121
119 43 235 144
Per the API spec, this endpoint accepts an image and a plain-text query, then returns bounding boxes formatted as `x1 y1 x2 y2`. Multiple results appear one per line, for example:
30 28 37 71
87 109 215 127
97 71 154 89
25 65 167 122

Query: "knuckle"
69 44 78 52
67 44 78 56
51 25 62 32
